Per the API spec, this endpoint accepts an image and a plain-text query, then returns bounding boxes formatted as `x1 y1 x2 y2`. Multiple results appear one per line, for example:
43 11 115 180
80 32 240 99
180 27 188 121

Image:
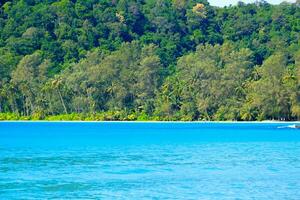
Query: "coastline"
0 120 299 124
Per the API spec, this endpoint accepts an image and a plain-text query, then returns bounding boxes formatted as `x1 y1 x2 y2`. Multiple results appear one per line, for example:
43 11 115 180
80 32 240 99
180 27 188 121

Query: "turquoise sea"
1 122 300 199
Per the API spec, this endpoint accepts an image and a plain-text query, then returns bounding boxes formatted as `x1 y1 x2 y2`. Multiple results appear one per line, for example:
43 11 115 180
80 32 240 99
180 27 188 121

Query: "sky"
208 0 297 7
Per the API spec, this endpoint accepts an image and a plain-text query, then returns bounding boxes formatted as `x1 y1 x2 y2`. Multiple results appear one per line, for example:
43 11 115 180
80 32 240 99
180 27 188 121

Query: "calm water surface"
1 122 300 199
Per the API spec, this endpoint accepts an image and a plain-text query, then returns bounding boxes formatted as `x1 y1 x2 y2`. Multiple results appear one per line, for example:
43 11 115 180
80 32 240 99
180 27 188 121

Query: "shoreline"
0 120 299 124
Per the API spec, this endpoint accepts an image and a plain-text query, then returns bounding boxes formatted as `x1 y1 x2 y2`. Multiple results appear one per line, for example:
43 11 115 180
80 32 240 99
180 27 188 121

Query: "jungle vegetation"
0 0 299 121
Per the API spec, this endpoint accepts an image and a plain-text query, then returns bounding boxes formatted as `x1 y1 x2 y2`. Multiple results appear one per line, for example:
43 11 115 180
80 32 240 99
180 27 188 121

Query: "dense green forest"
0 0 299 121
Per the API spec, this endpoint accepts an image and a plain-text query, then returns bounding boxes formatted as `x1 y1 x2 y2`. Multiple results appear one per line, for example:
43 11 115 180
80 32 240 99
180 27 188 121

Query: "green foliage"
0 113 20 120
0 0 299 121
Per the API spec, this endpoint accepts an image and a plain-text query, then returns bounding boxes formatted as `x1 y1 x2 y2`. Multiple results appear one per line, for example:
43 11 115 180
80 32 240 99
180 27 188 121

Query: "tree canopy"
0 0 299 121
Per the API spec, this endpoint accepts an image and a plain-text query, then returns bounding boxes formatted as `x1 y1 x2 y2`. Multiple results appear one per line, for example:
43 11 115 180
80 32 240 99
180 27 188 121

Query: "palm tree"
51 76 68 114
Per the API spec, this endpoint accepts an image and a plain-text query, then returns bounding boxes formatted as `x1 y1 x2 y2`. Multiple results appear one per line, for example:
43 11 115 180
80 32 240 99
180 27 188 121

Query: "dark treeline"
0 0 299 121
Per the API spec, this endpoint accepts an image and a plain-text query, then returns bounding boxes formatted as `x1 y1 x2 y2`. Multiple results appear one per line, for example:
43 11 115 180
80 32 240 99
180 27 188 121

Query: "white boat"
278 124 300 129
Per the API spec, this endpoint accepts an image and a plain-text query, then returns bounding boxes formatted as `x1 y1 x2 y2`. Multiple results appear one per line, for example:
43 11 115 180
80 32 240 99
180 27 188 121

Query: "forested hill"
0 0 299 121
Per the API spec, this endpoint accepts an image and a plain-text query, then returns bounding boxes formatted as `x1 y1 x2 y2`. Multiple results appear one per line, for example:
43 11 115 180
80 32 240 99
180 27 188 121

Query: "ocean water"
0 122 300 200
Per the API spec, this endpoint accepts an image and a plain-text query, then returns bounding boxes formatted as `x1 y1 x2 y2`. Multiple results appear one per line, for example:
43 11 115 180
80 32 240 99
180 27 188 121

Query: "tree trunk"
58 89 68 114
47 94 54 115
